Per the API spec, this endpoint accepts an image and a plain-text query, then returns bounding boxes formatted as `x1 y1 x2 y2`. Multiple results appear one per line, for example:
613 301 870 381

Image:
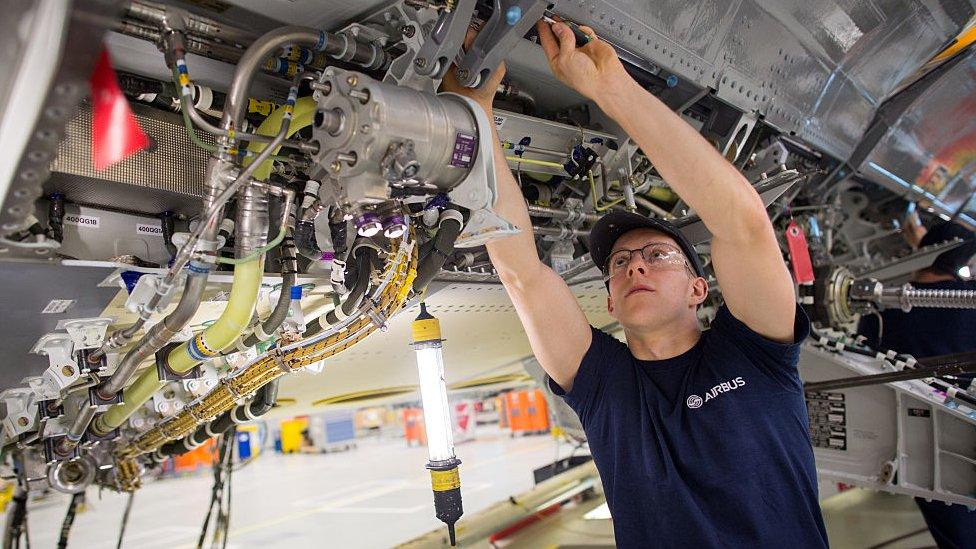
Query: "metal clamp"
413 0 477 79
270 348 292 374
455 0 549 88
154 342 202 382
361 298 388 332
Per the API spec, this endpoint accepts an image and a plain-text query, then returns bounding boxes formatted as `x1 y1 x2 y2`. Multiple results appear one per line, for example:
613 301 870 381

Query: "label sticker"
493 114 506 128
907 408 931 418
42 299 76 314
64 214 100 229
136 223 164 237
450 132 477 169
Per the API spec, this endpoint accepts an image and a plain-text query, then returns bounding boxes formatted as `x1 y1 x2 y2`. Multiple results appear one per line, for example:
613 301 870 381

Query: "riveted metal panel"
554 0 976 160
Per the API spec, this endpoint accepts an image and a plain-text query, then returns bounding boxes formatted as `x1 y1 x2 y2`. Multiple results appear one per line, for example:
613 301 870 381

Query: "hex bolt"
61 365 74 377
456 68 470 82
17 417 28 427
401 25 415 38
310 81 332 95
346 75 358 87
331 160 342 173
414 57 427 69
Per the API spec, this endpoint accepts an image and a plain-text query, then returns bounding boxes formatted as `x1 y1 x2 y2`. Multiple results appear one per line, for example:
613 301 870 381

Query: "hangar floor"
23 426 942 548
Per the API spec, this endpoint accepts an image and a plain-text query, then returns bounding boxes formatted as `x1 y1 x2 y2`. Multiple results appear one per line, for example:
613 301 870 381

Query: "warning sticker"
42 299 76 314
493 114 506 128
450 132 477 169
64 214 100 229
136 223 164 237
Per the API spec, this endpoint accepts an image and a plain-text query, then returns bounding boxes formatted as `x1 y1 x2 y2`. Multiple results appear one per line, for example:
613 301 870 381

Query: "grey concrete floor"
20 428 949 548
25 427 562 549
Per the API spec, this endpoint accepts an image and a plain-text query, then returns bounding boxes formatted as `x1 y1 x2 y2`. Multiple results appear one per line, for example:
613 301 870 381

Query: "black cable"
865 526 931 549
222 426 235 549
116 492 135 549
56 493 84 549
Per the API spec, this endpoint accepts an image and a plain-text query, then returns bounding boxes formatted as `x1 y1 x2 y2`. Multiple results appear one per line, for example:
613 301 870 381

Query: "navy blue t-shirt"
549 305 827 548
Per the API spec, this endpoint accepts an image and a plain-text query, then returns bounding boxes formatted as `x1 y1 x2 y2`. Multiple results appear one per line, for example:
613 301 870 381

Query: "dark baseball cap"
588 210 705 278
919 221 976 278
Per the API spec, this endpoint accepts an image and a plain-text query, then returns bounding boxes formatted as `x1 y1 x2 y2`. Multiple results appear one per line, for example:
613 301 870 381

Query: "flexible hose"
94 258 264 434
413 210 463 293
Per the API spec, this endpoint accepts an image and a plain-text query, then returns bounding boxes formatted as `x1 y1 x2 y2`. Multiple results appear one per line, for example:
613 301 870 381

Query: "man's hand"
535 20 632 103
439 28 507 113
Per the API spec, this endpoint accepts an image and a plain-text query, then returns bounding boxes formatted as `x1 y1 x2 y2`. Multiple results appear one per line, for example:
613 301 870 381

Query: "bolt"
348 89 371 104
346 75 358 87
61 365 74 377
337 152 358 166
505 6 522 25
666 74 679 88
401 25 415 38
17 417 28 427
414 57 427 69
331 160 342 173
311 81 332 95
361 124 371 134
456 68 470 82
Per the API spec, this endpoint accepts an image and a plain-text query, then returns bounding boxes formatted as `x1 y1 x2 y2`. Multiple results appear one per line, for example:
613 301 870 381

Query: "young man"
858 220 976 547
444 20 827 547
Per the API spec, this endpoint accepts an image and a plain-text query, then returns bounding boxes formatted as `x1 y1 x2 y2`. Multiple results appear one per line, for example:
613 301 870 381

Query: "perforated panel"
47 102 211 215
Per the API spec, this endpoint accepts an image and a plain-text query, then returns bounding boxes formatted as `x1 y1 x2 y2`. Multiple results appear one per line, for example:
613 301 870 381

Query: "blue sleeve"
709 304 811 392
547 326 622 421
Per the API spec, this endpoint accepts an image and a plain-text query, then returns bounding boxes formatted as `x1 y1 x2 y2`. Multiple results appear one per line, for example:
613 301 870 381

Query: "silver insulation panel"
46 102 211 215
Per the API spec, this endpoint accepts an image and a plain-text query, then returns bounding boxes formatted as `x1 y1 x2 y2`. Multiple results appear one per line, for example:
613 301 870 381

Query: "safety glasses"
603 242 692 282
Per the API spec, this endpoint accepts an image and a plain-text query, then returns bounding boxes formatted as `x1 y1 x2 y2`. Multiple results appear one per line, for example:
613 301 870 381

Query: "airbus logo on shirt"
686 377 747 409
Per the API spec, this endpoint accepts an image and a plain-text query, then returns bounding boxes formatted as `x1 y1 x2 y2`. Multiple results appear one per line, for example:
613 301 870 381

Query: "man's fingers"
462 27 478 51
536 20 559 61
578 25 596 39
552 22 576 57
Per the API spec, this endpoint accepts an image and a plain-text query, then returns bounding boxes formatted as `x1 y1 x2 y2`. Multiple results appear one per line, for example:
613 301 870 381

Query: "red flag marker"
90 48 149 170
785 220 815 284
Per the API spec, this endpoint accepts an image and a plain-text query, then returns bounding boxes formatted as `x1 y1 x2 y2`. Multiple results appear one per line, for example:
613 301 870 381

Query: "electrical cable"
56 493 84 549
116 492 135 549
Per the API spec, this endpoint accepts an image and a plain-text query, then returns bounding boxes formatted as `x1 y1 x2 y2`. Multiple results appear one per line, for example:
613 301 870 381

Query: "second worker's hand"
439 27 507 114
535 19 633 104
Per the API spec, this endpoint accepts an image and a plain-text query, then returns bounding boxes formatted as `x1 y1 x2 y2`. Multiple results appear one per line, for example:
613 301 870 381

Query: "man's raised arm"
537 21 798 343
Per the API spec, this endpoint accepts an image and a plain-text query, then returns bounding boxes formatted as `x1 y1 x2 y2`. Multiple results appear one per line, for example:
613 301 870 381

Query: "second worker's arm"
441 37 593 392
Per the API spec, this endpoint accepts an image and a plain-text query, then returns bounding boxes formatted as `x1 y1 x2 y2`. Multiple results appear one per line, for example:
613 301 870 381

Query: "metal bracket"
76 347 107 375
31 333 80 396
455 0 549 88
155 342 201 382
38 400 63 420
414 0 478 79
88 382 122 407
83 426 119 444
57 317 114 350
44 436 77 463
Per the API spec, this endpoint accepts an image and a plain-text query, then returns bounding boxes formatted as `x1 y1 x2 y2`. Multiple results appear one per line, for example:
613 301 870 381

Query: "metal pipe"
527 204 600 224
57 406 95 455
879 285 976 312
220 27 321 133
634 195 672 219
532 225 588 238
126 1 260 46
97 264 211 399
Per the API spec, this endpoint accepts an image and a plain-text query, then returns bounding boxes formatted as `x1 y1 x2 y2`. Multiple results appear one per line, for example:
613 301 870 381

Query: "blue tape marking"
187 338 208 361
315 30 326 52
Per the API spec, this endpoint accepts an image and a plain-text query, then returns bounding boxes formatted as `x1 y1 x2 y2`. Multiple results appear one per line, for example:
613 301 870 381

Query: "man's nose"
627 254 647 277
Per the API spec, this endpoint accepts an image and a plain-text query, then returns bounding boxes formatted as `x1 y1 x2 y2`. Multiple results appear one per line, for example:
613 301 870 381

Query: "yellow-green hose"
96 259 265 432
246 96 317 181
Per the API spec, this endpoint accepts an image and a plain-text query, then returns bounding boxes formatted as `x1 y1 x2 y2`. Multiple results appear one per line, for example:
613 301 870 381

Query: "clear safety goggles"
603 242 692 282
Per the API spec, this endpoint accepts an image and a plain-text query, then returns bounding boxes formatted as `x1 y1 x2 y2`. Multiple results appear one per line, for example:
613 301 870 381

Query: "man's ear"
690 276 708 306
607 294 614 315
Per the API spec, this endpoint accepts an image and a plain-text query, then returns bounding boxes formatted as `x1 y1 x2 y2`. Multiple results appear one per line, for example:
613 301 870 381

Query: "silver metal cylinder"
47 457 96 494
235 184 271 257
311 69 480 205
527 204 600 224
880 285 976 312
